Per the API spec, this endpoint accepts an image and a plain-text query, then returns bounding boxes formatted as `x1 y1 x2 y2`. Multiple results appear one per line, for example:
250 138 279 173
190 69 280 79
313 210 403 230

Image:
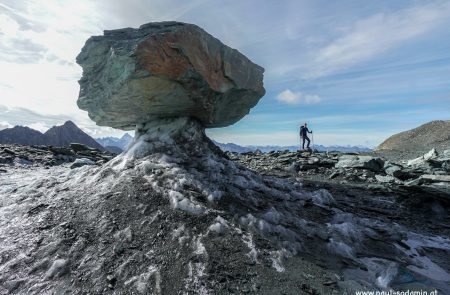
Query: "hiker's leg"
302 138 306 149
306 137 310 148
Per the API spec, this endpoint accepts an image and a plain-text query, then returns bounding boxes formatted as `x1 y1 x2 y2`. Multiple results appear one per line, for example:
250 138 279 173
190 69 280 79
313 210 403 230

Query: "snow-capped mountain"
96 133 133 150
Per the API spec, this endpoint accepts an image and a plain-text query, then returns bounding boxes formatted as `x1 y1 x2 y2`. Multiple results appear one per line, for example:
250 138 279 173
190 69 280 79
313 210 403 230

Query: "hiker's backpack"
300 126 305 137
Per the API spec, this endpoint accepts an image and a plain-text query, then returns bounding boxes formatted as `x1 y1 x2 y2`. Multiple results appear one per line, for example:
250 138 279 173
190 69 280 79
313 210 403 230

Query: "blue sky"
0 0 449 147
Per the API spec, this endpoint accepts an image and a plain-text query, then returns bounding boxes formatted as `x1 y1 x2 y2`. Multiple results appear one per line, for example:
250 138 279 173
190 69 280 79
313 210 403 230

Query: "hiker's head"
304 123 307 127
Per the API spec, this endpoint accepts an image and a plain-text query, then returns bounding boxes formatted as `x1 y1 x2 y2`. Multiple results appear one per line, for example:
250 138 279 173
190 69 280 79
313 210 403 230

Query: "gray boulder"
70 158 96 169
335 155 384 172
375 175 397 184
76 22 265 130
70 143 94 152
407 148 438 167
384 162 403 177
444 149 450 157
420 174 450 183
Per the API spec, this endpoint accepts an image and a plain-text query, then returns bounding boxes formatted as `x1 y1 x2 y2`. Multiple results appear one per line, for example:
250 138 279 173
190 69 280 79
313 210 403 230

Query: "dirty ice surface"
1 118 449 293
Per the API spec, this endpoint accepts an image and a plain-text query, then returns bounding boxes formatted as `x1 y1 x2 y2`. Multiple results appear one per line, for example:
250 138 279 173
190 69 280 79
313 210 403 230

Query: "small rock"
420 174 450 183
443 149 450 157
4 279 26 292
49 146 74 156
329 171 340 179
368 184 385 190
2 148 16 155
384 162 404 177
308 157 320 165
407 148 438 166
404 178 423 186
45 259 68 279
70 143 93 152
416 247 426 256
335 155 384 172
375 175 396 183
70 158 96 169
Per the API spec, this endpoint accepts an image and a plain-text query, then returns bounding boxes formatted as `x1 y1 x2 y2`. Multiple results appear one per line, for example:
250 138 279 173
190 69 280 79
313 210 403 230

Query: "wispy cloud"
305 1 450 78
276 89 321 105
1 0 449 146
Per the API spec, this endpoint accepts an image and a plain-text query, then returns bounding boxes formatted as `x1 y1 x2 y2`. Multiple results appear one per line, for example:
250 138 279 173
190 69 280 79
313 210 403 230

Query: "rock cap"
76 21 265 130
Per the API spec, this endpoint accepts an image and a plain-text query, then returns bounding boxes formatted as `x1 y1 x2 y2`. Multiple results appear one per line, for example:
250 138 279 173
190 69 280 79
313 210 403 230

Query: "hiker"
300 123 312 150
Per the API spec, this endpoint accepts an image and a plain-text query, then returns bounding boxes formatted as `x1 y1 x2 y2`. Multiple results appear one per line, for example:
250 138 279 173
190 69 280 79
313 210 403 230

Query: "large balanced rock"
76 22 265 130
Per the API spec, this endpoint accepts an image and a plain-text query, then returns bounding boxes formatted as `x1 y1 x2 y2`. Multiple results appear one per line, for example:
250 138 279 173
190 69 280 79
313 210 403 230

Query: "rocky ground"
230 148 450 204
0 143 116 170
1 121 449 294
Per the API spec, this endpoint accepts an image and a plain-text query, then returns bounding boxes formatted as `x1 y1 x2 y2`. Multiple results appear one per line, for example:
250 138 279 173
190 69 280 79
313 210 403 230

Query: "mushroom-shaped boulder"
76 22 265 130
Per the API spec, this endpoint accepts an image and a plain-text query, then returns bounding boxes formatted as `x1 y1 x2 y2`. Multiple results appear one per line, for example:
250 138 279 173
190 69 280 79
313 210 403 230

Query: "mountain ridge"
213 141 372 153
96 133 133 150
0 121 104 150
377 120 450 153
94 135 372 153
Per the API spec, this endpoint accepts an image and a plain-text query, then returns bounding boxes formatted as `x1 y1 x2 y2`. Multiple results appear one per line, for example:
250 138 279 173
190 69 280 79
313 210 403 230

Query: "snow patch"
114 227 133 243
327 239 354 259
125 266 161 294
270 249 290 272
242 232 259 263
169 190 206 215
311 189 335 206
376 262 398 289
208 216 229 234
45 259 68 279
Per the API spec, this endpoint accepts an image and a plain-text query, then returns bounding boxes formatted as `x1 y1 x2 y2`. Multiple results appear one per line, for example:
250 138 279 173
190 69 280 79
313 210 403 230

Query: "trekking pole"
312 132 315 152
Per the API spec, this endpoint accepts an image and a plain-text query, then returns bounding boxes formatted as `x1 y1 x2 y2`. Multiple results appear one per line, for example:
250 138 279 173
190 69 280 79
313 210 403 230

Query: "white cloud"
0 121 13 130
26 122 49 133
0 13 19 35
305 1 450 78
276 89 321 105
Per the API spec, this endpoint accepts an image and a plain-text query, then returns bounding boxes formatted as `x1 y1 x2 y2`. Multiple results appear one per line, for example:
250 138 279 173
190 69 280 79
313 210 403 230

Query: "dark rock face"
76 22 265 130
0 121 104 150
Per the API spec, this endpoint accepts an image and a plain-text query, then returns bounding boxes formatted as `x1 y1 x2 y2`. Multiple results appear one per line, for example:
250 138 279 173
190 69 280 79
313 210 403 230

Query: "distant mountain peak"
0 121 104 150
10 125 43 132
62 120 77 127
213 141 372 153
96 133 134 150
121 133 133 140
